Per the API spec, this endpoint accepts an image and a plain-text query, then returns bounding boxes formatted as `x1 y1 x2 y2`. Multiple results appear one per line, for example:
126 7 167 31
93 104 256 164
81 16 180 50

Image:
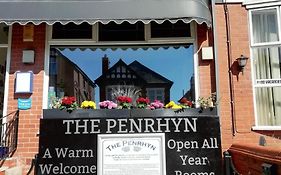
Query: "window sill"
252 126 281 131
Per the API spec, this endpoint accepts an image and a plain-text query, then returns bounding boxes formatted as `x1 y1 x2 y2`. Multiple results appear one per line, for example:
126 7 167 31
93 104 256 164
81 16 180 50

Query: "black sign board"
37 109 222 175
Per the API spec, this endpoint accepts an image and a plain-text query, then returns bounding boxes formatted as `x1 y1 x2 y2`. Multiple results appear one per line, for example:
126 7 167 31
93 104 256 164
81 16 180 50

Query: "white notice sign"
98 133 166 175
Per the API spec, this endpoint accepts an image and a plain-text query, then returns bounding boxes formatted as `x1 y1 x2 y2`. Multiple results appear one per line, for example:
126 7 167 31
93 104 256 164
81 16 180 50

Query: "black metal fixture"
236 55 249 74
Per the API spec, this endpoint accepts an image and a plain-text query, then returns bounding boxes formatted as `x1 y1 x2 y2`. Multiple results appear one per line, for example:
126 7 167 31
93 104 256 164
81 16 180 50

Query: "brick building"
0 0 280 174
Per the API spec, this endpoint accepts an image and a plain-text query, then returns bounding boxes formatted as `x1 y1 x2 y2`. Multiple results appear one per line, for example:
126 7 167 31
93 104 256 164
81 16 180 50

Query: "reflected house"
49 48 95 104
178 75 195 103
95 55 173 104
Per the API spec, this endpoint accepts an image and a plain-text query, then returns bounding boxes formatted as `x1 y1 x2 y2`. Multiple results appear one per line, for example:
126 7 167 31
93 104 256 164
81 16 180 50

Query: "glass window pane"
146 88 165 103
151 21 191 38
0 24 9 44
252 9 279 43
49 45 194 107
99 21 145 41
255 87 281 126
253 47 281 80
0 48 7 117
52 22 92 39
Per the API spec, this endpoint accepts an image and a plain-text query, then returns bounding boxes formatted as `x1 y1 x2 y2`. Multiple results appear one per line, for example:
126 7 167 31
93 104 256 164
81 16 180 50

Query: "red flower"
62 96 76 106
136 97 150 104
179 98 193 107
117 96 132 103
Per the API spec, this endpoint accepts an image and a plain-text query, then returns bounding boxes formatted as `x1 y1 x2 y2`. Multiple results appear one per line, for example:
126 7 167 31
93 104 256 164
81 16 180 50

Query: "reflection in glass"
0 48 7 117
252 9 279 43
253 47 281 80
0 24 9 44
49 45 194 107
255 87 281 126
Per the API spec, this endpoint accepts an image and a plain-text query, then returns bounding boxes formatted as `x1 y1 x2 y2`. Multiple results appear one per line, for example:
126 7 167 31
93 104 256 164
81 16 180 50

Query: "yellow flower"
81 101 96 109
165 101 182 109
165 101 176 108
171 104 182 109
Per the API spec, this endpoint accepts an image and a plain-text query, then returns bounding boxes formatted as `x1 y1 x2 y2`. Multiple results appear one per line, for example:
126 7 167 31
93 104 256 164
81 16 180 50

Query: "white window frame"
43 22 200 109
249 6 281 47
249 6 281 130
0 25 12 123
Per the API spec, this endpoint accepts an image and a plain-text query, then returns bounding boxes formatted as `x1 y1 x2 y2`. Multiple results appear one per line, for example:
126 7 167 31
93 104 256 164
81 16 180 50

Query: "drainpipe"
223 1 236 136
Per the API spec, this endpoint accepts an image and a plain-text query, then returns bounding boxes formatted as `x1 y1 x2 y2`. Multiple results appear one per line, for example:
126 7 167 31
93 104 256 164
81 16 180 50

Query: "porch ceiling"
0 0 211 27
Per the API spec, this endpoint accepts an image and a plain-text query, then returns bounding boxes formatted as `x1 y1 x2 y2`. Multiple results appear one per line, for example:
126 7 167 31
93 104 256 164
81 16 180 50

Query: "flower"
99 100 118 109
59 96 78 112
117 96 132 109
136 97 150 108
179 98 193 108
165 101 182 109
62 96 76 106
117 96 132 103
81 100 96 109
149 100 164 110
197 93 216 109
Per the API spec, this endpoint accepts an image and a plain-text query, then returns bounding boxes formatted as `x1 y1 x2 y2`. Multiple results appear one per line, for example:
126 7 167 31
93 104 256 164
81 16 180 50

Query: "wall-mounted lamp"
236 55 249 74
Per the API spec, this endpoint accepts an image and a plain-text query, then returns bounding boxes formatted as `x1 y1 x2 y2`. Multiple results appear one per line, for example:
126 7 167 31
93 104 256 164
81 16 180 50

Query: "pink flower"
150 100 164 109
99 100 117 109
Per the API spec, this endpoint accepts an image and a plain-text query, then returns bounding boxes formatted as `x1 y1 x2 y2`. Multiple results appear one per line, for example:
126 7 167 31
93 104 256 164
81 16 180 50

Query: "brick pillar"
4 23 46 174
197 24 216 98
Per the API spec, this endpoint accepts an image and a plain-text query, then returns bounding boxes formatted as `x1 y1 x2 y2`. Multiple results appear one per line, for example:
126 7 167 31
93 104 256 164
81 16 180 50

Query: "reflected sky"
60 46 194 103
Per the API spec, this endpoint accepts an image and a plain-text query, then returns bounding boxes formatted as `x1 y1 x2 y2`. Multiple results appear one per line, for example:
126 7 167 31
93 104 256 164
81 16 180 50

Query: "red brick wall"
2 24 46 174
215 1 281 159
198 24 216 97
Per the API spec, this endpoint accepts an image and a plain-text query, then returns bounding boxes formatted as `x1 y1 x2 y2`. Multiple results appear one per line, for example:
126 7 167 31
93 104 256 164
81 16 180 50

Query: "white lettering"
43 148 52 158
106 119 116 133
63 120 74 134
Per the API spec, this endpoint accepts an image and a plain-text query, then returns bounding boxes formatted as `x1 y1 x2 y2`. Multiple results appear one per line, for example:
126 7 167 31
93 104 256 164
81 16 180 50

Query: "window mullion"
278 6 281 42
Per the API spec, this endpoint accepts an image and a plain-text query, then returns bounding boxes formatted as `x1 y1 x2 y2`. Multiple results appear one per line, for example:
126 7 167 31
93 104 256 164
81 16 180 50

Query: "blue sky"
61 46 194 103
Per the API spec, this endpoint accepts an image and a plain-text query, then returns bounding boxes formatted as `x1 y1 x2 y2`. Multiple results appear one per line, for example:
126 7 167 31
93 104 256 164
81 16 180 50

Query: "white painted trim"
250 48 259 127
224 0 243 3
193 24 199 107
0 44 8 48
279 6 281 43
42 25 50 109
3 26 12 118
248 8 259 126
252 41 281 47
250 6 281 128
249 7 281 46
93 23 98 42
144 23 150 41
249 10 254 50
245 1 281 9
252 126 281 130
49 40 195 46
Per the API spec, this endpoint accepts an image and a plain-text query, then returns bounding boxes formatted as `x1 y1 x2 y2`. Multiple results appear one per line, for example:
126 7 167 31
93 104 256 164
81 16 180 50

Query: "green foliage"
197 92 217 109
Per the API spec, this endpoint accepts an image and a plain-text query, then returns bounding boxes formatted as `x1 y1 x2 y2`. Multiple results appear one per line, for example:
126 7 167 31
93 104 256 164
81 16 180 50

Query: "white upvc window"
250 6 281 128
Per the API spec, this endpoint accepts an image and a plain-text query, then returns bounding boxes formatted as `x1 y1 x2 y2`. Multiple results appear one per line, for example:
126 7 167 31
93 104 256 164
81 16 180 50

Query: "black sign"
37 109 222 175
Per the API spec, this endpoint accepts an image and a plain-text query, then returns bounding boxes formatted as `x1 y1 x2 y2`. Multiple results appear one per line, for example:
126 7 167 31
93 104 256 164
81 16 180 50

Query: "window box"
43 108 217 119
